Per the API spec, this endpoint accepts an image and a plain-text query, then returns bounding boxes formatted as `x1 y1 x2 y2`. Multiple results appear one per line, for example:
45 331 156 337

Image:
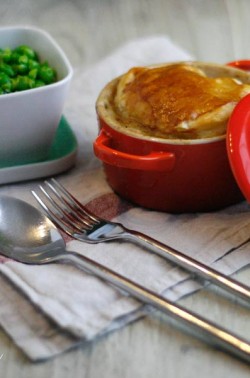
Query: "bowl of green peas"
0 26 73 166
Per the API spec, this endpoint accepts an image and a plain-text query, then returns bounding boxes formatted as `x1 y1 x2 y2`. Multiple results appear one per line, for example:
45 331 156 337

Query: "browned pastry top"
113 64 250 139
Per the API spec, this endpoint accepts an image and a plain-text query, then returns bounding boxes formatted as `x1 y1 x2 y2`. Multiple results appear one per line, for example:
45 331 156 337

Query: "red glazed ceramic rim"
226 60 250 202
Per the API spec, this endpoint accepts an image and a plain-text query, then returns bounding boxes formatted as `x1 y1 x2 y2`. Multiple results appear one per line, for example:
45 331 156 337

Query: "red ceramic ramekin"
94 61 250 213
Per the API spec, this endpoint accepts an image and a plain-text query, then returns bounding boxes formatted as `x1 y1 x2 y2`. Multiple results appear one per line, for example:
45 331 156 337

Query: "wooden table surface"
0 0 250 376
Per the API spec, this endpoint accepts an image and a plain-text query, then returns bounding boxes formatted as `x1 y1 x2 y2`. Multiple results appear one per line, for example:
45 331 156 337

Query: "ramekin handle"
93 130 176 171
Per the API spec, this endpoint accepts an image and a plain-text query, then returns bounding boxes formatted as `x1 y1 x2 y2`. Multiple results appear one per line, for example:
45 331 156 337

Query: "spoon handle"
63 252 250 364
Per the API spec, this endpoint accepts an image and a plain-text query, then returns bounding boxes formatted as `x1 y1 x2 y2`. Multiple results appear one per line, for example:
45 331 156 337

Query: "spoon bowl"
0 195 249 363
0 195 65 263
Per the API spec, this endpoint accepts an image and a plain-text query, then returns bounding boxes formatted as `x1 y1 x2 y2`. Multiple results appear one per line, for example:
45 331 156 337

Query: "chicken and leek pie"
105 63 250 139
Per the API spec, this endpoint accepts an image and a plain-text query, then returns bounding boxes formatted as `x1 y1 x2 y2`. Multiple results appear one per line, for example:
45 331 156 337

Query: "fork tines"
31 179 100 236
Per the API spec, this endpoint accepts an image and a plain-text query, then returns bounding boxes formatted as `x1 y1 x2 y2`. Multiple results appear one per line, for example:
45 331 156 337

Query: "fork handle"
123 230 250 302
62 252 250 364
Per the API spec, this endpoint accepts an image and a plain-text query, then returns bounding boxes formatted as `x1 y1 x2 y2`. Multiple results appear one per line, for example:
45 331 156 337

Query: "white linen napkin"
0 36 250 361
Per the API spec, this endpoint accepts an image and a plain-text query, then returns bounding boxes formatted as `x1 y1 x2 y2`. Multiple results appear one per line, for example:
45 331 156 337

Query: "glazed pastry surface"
114 64 250 138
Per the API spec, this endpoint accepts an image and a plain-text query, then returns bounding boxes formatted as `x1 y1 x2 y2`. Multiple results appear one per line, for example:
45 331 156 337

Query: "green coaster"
0 116 78 184
47 116 78 161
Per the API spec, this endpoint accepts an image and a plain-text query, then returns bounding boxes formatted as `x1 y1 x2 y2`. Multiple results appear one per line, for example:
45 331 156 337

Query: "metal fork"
32 178 250 303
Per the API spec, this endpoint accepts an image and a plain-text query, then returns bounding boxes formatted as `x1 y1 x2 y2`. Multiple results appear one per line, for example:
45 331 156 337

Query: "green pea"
2 81 12 93
28 78 36 89
37 65 56 84
18 55 29 65
0 63 15 77
0 72 10 85
0 73 12 92
28 59 39 70
34 80 45 88
2 48 12 63
28 68 38 80
9 51 20 64
14 76 33 91
14 45 38 60
12 63 29 75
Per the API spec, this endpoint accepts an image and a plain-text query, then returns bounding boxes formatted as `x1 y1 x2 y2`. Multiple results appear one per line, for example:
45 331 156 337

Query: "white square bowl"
0 26 73 166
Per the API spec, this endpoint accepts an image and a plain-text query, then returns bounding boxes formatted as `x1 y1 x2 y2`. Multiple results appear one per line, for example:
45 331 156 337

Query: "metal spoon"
0 195 249 363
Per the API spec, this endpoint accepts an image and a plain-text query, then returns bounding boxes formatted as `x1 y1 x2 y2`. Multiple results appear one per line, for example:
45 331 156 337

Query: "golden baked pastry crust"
113 63 250 139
